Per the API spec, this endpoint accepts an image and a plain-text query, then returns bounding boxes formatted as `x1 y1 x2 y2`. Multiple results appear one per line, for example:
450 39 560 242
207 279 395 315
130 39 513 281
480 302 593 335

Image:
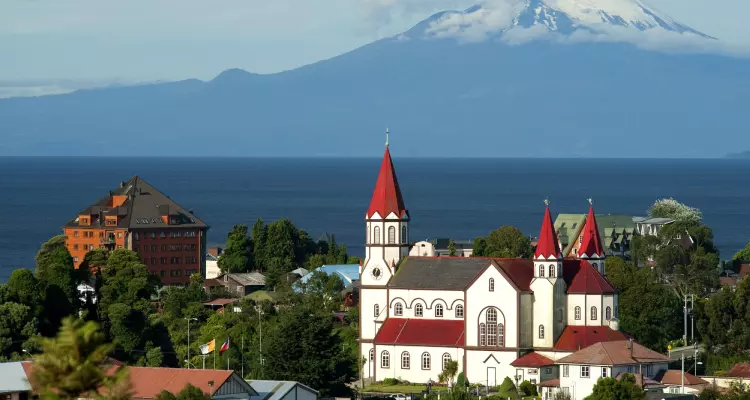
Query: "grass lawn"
363 384 429 394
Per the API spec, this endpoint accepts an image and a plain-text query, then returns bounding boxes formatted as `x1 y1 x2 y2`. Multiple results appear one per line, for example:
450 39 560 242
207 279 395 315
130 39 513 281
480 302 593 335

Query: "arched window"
369 349 374 361
549 264 555 277
479 323 486 346
606 306 612 321
373 226 381 244
401 226 407 243
487 308 497 323
591 306 598 320
575 306 581 320
394 302 403 316
374 304 379 317
442 353 452 371
415 304 423 317
593 262 598 272
435 304 444 318
455 304 464 318
498 323 505 347
539 325 545 339
539 264 545 277
388 226 396 244
381 351 390 368
401 352 410 369
422 353 431 370
489 278 495 292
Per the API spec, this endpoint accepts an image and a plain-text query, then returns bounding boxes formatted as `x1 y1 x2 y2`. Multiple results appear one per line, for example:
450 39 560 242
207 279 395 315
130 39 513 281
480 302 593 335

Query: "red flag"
219 338 229 354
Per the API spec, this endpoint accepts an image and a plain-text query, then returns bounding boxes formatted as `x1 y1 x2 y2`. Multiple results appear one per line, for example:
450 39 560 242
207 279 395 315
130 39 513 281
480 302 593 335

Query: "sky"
2 0 750 93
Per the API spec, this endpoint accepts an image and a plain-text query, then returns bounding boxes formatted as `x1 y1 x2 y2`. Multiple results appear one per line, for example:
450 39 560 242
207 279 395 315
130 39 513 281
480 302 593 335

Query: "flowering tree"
648 198 703 225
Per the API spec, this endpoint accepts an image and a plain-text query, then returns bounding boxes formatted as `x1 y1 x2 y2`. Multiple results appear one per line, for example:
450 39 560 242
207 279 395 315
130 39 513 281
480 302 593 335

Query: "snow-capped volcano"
403 0 713 41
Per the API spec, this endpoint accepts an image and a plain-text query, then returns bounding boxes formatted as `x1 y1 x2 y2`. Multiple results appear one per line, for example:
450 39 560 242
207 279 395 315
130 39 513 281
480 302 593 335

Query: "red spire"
579 201 604 258
367 146 408 219
535 201 562 259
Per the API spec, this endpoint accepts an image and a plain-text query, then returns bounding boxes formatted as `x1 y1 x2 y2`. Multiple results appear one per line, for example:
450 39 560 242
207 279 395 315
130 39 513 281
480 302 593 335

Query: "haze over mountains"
1 0 748 158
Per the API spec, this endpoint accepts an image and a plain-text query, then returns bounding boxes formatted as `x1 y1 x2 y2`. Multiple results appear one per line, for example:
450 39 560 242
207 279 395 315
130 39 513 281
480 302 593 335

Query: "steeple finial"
385 127 389 147
588 198 593 205
544 198 549 206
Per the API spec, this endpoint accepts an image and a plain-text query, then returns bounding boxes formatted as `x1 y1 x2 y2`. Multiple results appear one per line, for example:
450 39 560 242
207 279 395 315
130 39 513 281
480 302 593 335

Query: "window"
374 304 380 317
117 232 122 238
627 366 634 373
481 309 503 347
401 352 410 369
549 264 555 277
581 366 590 378
602 367 608 378
160 270 166 277
150 232 156 239
479 323 486 346
151 245 157 251
401 226 407 243
545 368 552 374
435 304 444 317
74 231 79 237
421 353 431 370
185 231 197 238
606 306 612 320
395 303 403 316
415 304 423 317
539 264 545 277
369 349 374 361
159 231 166 238
487 323 497 346
151 257 156 265
575 306 581 320
489 278 495 292
442 353 452 371
498 323 505 347
579 235 583 244
161 257 167 265
562 365 569 377
171 231 181 238
73 244 79 250
134 232 140 240
381 351 390 368
74 257 79 263
487 308 497 323
591 306 598 320
538 325 545 339
455 304 464 318
366 227 369 244
593 262 598 271
388 226 396 244
143 258 148 265
670 387 680 394
373 226 381 244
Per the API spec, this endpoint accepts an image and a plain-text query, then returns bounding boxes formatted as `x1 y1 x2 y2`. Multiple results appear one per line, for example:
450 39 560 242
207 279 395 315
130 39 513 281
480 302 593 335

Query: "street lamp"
185 318 198 369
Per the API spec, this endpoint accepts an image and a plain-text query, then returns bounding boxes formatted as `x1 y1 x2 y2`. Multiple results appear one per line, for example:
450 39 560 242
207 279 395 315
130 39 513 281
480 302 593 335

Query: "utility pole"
681 352 685 394
691 294 695 344
185 317 197 369
241 335 245 378
683 294 688 346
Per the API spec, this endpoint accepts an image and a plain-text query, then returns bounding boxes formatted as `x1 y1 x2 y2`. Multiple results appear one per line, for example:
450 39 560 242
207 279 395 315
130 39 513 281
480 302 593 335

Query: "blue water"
0 157 748 282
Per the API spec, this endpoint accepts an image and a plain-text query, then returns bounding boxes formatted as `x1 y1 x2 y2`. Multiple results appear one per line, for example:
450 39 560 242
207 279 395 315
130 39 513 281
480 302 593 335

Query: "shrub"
519 380 537 397
498 377 516 394
456 372 469 388
382 378 401 386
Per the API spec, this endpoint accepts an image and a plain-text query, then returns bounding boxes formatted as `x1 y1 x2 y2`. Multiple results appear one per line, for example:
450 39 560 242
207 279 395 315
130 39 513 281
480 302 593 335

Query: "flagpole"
214 343 216 369
242 335 244 378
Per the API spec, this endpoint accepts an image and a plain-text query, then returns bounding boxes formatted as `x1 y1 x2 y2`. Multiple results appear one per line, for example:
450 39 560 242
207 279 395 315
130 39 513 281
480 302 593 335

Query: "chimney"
628 338 634 359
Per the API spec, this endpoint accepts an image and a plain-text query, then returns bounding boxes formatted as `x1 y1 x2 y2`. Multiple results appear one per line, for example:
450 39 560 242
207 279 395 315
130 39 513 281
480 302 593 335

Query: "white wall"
559 364 612 400
566 294 614 327
361 288 388 339
410 241 435 257
206 259 220 279
465 350 518 388
388 289 463 319
362 342 375 379
465 263 519 348
374 345 464 384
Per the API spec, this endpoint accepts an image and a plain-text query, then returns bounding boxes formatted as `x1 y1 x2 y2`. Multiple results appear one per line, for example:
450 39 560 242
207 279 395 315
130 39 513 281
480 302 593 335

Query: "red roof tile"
557 340 668 365
720 277 738 287
578 204 605 258
126 367 239 399
564 260 616 294
654 370 708 386
724 363 750 378
535 205 562 259
512 352 554 367
492 258 535 292
554 325 628 351
367 146 408 219
203 298 238 306
375 318 465 346
539 379 560 387
739 265 750 278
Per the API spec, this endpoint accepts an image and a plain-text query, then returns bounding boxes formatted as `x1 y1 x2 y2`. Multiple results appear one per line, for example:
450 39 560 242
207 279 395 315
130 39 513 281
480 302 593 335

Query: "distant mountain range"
726 150 750 159
1 0 748 158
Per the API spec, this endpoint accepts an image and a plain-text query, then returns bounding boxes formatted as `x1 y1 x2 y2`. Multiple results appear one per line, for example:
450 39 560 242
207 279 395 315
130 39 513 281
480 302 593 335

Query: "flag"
219 338 229 354
200 339 216 355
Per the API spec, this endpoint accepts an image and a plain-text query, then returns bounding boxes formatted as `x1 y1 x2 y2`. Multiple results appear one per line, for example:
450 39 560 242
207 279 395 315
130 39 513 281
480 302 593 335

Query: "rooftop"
511 352 554 368
554 325 629 352
375 318 465 346
557 340 669 365
248 380 318 400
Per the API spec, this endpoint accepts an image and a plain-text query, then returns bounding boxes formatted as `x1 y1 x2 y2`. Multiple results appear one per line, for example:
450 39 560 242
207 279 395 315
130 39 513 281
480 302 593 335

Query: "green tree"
648 198 703 225
438 360 459 388
6 268 42 311
219 225 252 273
585 374 645 400
0 301 38 360
251 218 268 270
35 235 72 282
34 236 78 335
473 226 532 258
175 384 211 400
297 271 345 313
519 380 537 397
554 391 572 400
733 241 750 262
448 240 457 256
472 238 487 257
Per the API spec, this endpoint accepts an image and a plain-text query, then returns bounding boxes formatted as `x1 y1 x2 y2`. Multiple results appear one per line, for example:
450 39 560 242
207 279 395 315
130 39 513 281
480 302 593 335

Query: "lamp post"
185 317 197 369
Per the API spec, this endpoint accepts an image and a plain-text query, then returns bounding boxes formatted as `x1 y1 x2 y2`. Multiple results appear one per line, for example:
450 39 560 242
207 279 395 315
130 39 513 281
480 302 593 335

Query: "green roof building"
554 214 636 257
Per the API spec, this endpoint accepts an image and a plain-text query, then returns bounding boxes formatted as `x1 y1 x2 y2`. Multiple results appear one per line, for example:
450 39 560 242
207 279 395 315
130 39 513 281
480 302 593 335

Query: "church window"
479 323 486 346
415 303 423 317
538 325 545 339
498 323 505 347
539 265 545 277
487 323 497 346
442 353 452 371
591 306 598 320
366 226 369 244
381 351 390 368
374 226 381 244
435 304 444 318
374 304 380 317
401 226 408 243
369 349 374 361
575 306 581 320
579 235 583 244
395 302 403 316
489 278 495 292
455 304 464 318
487 308 497 324
548 264 555 277
401 352 410 369
422 353 431 370
606 306 612 320
388 226 396 244
593 262 598 271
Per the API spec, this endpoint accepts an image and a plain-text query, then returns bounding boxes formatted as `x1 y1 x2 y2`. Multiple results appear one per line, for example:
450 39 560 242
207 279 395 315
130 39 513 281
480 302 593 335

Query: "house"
543 340 671 400
0 361 32 400
205 272 266 297
409 239 473 257
248 380 318 400
701 363 750 389
359 143 665 400
654 370 709 394
206 252 220 280
555 214 636 258
633 217 695 251
203 298 241 313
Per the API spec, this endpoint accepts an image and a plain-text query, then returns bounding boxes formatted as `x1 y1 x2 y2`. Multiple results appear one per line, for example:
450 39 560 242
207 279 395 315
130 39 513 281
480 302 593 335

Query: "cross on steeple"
544 198 550 206
588 198 593 205
385 127 389 147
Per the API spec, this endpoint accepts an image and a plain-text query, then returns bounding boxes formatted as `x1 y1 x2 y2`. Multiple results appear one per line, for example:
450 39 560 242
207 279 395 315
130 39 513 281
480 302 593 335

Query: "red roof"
539 379 560 388
564 260 616 294
126 367 241 399
554 325 628 351
724 363 750 378
655 370 708 386
203 298 238 306
511 352 554 367
367 146 408 219
578 204 604 258
535 205 562 259
375 318 465 346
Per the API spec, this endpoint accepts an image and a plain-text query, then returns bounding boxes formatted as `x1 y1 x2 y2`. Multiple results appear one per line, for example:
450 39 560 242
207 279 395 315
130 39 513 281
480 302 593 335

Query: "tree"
648 198 703 225
251 218 268 270
554 391 572 400
448 240 457 256
473 226 532 258
0 302 38 360
155 383 209 400
734 241 750 262
32 317 131 400
519 380 537 397
218 225 252 273
35 235 71 281
34 236 78 335
585 374 645 400
297 271 345 313
439 360 459 388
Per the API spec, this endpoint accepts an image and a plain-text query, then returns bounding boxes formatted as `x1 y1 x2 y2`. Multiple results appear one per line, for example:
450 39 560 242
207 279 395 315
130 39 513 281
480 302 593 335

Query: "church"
359 142 637 391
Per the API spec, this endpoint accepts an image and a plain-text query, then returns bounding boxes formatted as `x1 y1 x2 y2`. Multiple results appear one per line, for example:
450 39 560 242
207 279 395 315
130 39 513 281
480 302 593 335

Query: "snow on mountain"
403 0 714 42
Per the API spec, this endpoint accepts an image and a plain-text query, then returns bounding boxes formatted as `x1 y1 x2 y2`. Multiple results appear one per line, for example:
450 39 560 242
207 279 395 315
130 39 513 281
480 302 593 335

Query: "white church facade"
358 143 672 399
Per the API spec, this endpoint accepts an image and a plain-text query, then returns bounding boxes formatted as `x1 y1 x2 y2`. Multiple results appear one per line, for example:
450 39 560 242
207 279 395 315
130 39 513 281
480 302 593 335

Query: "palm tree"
438 360 459 389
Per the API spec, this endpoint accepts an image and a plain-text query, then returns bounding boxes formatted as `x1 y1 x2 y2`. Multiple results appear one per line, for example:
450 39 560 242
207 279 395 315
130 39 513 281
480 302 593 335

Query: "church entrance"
487 367 496 387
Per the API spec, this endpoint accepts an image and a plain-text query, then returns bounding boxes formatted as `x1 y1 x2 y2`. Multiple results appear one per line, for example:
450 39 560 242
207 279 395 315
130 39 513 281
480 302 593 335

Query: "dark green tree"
448 240 457 256
472 238 487 257
176 384 211 400
585 374 645 400
251 218 268 270
218 225 252 273
298 271 345 313
34 236 78 335
0 301 38 360
474 226 532 258
733 241 750 262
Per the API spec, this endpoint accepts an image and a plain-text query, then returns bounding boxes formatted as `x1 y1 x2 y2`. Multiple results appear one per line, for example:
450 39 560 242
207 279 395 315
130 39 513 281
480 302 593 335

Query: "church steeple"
366 142 408 220
578 199 606 274
535 200 562 260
